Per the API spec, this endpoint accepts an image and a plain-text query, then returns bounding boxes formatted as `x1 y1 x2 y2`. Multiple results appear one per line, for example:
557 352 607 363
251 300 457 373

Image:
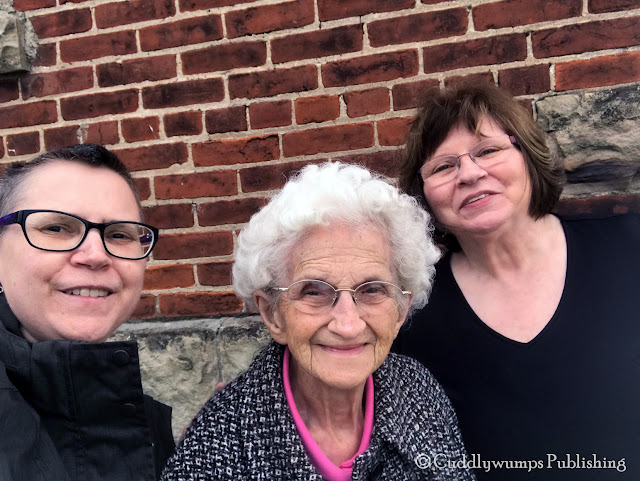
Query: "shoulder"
560 212 640 233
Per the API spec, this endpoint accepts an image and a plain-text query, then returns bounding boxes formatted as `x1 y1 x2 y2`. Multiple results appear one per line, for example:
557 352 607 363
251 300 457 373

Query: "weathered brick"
115 143 189 171
532 17 640 59
295 95 340 124
197 261 233 287
555 51 640 91
423 34 527 73
140 14 223 52
197 197 268 226
271 24 363 64
0 101 57 129
20 67 93 99
122 116 161 143
318 0 413 21
153 231 233 260
473 0 581 30
135 177 151 201
159 292 242 317
154 171 237 200
344 88 390 118
132 295 156 319
95 0 175 28
589 0 639 13
30 8 92 38
33 43 56 67
498 65 550 96
240 161 315 193
193 135 280 167
444 72 495 88
282 123 374 157
164 111 203 137
7 132 39 156
229 65 318 99
182 41 266 75
61 90 138 121
44 125 78 150
97 55 177 87
334 150 401 178
377 117 412 146
60 31 137 63
205 106 247 134
142 78 224 109
369 9 468 47
143 203 194 229
44 121 120 149
322 50 419 87
0 78 19 103
179 0 253 11
226 0 314 39
144 264 195 290
249 100 292 129
392 79 439 110
13 0 55 11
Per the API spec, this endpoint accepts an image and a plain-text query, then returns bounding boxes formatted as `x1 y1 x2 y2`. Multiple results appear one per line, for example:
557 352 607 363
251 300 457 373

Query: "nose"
456 153 487 185
69 229 111 269
327 291 367 339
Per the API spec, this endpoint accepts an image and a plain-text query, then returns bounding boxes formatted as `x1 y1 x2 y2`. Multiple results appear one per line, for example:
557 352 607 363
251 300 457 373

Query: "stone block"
0 11 30 73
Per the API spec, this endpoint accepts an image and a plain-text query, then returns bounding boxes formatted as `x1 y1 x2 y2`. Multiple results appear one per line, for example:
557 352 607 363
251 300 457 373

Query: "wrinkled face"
0 161 146 343
258 223 409 392
422 118 532 240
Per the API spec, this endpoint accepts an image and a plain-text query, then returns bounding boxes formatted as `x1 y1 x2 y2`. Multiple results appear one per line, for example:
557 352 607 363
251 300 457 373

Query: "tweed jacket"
162 341 475 481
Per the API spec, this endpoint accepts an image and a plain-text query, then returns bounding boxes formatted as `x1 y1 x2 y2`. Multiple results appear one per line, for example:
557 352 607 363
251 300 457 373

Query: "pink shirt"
283 347 374 481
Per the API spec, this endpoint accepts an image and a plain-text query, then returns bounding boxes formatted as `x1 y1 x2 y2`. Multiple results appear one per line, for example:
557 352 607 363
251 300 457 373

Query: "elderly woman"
161 162 474 480
394 83 640 480
0 144 173 481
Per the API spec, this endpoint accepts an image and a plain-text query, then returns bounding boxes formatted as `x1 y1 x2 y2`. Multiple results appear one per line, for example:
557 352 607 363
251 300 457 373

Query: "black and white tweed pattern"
161 341 476 481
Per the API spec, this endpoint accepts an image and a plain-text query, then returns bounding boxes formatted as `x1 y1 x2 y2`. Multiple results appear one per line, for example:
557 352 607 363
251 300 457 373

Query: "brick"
322 50 419 87
226 0 314 39
423 34 527 73
20 67 93 99
154 171 237 200
344 88 390 118
182 41 266 75
532 17 640 59
30 8 91 39
249 100 292 129
153 231 233 260
271 25 363 64
132 295 156 319
444 72 495 88
369 9 467 47
0 140 4 159
334 150 401 178
392 79 439 110
142 78 224 109
229 65 318 99
283 123 374 157
555 194 640 215
95 0 175 28
0 101 57 129
33 43 56 67
13 0 55 10
164 111 203 137
197 197 268 226
555 51 640 91
115 143 189 171
143 204 194 229
197 261 233 287
82 121 120 145
122 116 160 143
473 0 581 30
295 95 340 124
97 55 177 87
61 90 138 121
0 78 19 103
589 0 640 13
377 117 412 146
498 65 550 96
60 31 137 63
179 0 253 11
318 0 413 21
159 292 242 317
193 135 279 167
205 106 247 134
44 125 78 150
144 264 194 290
140 14 222 52
135 177 151 201
7 132 39 156
240 160 318 193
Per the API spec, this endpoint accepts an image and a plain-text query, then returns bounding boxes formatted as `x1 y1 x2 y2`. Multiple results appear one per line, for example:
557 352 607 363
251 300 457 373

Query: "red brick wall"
2 0 640 319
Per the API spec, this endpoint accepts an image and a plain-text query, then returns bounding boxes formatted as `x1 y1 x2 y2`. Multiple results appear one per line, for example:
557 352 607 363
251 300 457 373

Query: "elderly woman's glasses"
0 209 158 260
274 279 411 315
420 135 518 184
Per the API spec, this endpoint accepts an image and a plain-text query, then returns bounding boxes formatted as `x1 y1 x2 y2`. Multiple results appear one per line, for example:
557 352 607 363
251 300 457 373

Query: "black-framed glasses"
0 210 159 260
273 279 411 315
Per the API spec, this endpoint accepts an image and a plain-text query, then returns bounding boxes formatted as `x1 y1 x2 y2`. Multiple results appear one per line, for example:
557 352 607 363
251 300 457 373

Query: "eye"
105 224 139 243
475 146 501 157
299 281 330 298
39 222 79 235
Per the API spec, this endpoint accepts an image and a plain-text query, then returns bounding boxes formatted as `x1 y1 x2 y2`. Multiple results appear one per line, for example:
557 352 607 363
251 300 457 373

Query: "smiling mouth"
65 288 111 298
465 193 490 205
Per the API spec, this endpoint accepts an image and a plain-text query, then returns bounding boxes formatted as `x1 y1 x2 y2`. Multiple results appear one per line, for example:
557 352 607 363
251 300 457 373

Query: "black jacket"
0 295 174 481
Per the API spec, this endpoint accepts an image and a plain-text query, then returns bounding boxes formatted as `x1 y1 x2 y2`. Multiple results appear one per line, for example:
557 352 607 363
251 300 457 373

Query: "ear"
254 290 288 345
392 293 413 337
